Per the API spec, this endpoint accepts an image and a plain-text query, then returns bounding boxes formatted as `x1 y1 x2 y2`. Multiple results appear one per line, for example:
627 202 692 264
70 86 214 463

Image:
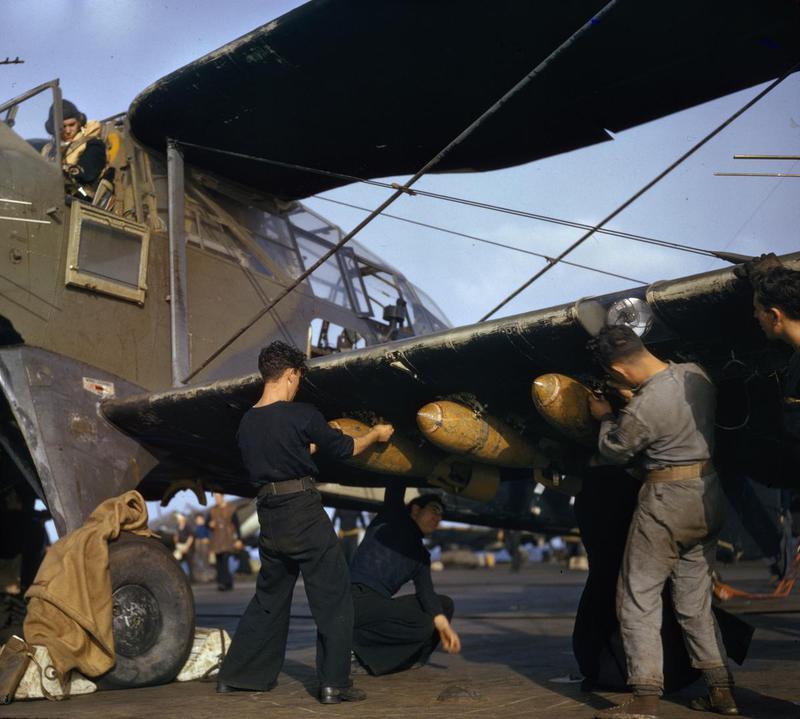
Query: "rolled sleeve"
306 410 354 460
598 409 651 465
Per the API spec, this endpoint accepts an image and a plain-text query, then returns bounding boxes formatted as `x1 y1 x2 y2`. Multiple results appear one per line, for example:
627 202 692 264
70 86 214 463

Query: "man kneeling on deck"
587 326 737 718
349 494 461 675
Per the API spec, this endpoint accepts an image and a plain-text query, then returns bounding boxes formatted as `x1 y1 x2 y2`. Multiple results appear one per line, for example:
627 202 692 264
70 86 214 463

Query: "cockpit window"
294 231 350 307
308 318 366 358
182 187 275 277
361 271 399 313
287 206 341 240
285 205 368 313
65 203 149 305
251 214 305 279
0 82 59 160
405 282 451 332
337 247 371 317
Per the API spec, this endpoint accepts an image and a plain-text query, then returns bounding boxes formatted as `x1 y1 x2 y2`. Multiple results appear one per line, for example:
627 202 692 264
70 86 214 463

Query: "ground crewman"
216 341 393 704
349 493 460 676
587 325 737 718
750 263 800 452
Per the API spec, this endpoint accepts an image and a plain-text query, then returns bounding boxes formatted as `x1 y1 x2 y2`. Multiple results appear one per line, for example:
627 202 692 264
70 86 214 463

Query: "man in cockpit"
42 99 107 201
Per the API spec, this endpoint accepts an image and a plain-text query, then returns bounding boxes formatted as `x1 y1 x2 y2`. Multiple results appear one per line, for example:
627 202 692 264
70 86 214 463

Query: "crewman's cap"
45 99 87 135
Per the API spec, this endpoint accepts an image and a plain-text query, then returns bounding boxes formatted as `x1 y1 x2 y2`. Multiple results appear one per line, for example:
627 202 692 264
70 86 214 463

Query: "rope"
23 647 69 702
198 629 228 681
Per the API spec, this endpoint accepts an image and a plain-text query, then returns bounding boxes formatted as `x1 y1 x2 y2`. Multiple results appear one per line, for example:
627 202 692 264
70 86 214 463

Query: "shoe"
216 682 243 693
318 685 367 704
216 680 276 693
689 687 739 715
594 694 660 718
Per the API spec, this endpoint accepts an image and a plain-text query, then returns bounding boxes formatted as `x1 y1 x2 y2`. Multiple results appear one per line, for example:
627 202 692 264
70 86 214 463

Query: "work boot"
689 687 739 715
594 694 660 719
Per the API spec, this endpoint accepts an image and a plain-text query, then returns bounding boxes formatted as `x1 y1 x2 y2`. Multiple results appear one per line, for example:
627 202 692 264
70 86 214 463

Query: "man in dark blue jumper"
217 341 394 704
349 494 461 675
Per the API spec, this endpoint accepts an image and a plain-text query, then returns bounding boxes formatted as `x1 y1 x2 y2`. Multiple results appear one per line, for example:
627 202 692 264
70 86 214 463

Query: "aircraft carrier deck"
1 562 797 719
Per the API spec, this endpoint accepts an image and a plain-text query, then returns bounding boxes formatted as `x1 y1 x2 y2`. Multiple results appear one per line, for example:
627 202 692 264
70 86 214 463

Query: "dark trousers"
215 551 233 589
352 583 454 675
218 489 353 690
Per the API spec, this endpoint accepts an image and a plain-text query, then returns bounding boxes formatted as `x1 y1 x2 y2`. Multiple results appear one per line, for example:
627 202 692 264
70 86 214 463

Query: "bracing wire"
312 196 646 284
480 60 800 321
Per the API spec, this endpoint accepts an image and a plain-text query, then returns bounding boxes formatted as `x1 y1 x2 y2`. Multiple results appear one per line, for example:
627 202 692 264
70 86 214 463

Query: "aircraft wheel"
97 532 195 689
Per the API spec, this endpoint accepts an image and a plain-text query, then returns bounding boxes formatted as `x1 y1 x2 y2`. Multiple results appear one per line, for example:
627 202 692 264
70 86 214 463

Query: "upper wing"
128 0 800 200
102 253 800 506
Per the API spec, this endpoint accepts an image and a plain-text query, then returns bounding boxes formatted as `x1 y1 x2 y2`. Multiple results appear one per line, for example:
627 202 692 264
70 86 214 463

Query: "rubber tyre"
97 532 195 689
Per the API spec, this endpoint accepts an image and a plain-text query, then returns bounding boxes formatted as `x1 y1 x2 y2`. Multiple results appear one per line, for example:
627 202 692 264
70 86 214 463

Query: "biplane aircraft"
1 0 799 690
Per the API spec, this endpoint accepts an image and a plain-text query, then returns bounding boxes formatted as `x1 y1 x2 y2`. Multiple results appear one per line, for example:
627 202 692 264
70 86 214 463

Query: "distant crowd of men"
169 492 244 591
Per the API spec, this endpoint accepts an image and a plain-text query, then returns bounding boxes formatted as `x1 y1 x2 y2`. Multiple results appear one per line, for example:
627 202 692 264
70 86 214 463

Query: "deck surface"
1 562 798 718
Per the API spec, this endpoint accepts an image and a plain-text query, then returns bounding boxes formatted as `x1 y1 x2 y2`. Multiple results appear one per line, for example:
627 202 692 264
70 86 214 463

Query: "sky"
3 1 799 332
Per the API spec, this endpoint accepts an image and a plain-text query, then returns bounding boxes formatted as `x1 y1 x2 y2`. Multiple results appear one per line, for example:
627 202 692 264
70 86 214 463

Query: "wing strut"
179 0 622 383
479 59 800 322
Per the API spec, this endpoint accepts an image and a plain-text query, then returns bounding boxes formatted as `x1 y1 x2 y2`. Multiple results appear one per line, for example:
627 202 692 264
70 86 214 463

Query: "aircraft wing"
128 0 800 201
103 253 800 523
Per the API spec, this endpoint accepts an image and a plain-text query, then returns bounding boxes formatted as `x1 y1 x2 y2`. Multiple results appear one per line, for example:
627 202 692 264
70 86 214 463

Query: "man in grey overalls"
587 325 737 718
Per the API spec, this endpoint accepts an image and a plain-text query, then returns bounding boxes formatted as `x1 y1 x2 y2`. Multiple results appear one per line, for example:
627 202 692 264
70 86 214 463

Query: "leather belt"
257 476 315 499
645 461 714 482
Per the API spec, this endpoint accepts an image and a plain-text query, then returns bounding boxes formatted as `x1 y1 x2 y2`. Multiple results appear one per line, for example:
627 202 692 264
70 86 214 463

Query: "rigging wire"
179 0 620 383
705 167 792 271
178 142 718 260
376 188 717 257
480 60 800 321
312 196 647 284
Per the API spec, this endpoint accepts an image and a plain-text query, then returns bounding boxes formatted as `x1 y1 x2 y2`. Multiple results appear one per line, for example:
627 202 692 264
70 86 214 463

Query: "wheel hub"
111 584 162 657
